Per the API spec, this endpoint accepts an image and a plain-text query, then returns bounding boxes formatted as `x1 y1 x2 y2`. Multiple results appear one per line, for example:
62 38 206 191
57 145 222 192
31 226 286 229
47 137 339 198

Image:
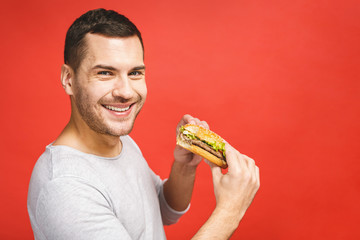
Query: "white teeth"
104 105 130 112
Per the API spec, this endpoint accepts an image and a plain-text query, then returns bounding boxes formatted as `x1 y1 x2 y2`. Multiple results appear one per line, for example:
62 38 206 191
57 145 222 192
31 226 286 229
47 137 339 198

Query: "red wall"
1 0 359 239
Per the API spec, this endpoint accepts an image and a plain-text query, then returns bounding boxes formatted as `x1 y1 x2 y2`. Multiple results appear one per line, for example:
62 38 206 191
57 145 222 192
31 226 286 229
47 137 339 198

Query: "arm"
163 114 208 211
163 158 197 211
192 143 260 239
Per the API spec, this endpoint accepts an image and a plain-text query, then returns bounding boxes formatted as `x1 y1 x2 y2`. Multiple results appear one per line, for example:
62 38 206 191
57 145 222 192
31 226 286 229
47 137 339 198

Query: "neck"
54 116 123 158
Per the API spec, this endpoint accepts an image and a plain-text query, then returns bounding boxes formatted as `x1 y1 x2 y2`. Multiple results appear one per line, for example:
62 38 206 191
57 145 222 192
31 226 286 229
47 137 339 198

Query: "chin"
109 125 134 137
103 117 137 137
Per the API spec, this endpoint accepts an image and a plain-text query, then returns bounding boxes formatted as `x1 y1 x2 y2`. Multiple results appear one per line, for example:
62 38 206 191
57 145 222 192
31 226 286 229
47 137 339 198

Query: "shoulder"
28 147 111 233
122 135 145 160
121 135 142 153
28 144 106 197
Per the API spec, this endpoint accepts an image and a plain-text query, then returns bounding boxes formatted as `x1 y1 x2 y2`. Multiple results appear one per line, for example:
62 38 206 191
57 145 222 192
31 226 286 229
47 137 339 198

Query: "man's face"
70 34 147 137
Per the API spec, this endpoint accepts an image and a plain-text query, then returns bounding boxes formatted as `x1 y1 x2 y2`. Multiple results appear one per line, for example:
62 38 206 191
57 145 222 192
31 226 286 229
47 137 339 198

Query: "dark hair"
64 8 143 72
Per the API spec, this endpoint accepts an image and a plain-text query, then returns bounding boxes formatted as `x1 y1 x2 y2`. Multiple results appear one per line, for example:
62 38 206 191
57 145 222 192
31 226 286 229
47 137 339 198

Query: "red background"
1 0 359 239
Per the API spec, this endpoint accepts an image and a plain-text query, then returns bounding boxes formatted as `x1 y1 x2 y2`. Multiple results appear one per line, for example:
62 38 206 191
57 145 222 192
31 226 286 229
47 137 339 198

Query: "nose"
112 76 134 100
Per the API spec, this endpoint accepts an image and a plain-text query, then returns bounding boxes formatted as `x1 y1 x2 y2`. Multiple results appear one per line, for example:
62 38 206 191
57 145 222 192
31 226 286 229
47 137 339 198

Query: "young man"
27 9 260 239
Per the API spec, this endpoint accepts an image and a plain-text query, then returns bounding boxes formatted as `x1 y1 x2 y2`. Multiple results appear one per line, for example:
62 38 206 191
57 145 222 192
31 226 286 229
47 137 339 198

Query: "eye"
98 71 113 76
129 71 143 76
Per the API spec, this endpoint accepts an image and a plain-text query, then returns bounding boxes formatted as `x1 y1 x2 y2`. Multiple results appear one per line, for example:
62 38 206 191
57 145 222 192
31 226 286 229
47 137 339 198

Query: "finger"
192 154 203 163
176 114 194 135
241 154 259 188
242 154 256 174
255 166 260 186
200 120 209 129
224 143 243 173
177 114 194 127
189 117 201 125
182 114 194 123
206 159 222 181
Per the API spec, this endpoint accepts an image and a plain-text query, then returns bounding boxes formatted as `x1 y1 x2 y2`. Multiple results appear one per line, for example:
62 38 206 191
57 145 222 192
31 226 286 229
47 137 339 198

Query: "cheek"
74 84 105 106
134 81 147 99
141 85 147 100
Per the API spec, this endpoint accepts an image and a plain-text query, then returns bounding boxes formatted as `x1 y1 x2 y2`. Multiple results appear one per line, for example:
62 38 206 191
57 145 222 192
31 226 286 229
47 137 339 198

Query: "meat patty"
180 133 225 160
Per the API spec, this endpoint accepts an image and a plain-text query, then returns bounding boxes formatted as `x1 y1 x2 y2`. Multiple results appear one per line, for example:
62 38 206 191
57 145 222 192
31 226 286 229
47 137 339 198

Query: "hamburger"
177 124 227 168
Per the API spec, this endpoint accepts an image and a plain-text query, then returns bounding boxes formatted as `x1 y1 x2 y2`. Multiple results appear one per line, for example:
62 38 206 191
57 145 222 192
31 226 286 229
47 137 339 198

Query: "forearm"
192 206 244 240
163 161 197 211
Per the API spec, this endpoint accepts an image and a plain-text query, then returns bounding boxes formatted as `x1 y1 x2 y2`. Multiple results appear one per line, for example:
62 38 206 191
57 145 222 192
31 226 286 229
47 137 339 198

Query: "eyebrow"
92 64 146 71
92 64 117 71
132 65 146 71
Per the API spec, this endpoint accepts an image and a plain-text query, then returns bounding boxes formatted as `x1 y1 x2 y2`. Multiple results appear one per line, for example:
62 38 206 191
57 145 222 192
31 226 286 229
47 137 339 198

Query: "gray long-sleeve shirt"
27 135 188 240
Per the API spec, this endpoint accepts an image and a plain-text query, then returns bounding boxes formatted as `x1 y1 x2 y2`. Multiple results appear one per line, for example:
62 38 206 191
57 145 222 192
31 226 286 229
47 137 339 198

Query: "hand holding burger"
174 115 260 239
192 143 260 239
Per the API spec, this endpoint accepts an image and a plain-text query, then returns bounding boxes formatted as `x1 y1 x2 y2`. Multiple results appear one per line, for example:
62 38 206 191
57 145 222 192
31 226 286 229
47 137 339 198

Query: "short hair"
64 8 143 72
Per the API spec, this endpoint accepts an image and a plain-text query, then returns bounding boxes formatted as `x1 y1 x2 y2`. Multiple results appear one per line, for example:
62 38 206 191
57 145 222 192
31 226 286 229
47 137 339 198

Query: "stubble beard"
74 90 143 137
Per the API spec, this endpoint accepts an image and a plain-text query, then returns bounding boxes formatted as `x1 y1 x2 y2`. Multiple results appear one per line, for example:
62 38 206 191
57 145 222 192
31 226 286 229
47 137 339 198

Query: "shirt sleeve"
34 177 132 240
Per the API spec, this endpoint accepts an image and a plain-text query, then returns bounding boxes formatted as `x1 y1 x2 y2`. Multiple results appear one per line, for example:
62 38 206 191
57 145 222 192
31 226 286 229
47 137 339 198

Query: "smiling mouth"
103 104 132 112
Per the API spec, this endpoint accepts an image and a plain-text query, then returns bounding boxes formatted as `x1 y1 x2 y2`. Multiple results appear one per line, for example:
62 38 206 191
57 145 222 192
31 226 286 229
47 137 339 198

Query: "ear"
61 64 74 95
